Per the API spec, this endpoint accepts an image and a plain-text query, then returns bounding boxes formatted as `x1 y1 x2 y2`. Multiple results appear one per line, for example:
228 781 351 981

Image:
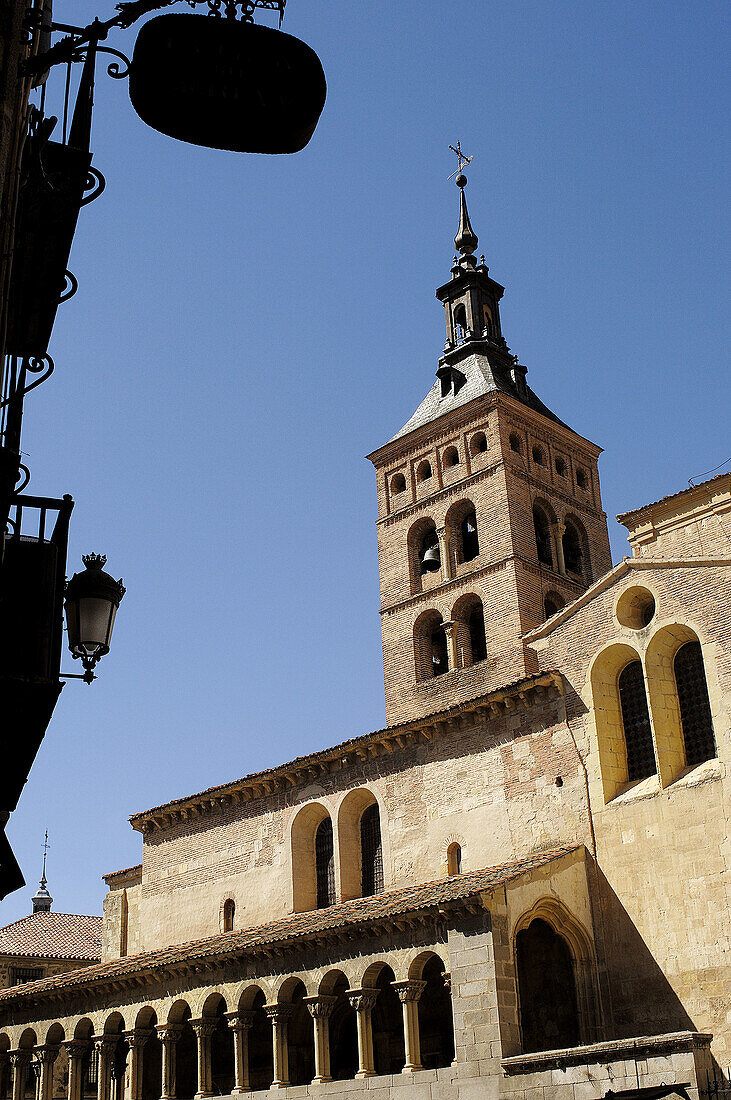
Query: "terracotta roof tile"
0 912 102 961
130 671 561 827
617 471 730 522
0 846 578 1005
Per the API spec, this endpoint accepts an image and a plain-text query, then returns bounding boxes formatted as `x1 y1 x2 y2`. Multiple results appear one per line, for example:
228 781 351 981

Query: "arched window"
460 510 479 562
453 303 467 341
446 843 462 875
543 593 564 620
443 446 459 468
431 625 448 677
414 611 449 681
618 661 656 781
516 918 580 1053
419 526 440 574
315 818 335 909
360 803 383 897
532 445 546 467
533 506 553 567
416 955 454 1068
470 431 488 455
562 521 584 577
674 640 716 766
555 456 567 477
391 473 406 495
222 898 235 932
576 468 588 489
416 460 432 482
509 432 522 453
468 602 487 663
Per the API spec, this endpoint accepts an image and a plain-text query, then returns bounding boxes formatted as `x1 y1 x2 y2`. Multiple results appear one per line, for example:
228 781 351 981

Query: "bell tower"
367 160 612 726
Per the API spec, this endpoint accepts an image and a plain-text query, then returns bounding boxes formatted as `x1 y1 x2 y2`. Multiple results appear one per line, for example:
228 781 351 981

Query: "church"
0 169 728 1100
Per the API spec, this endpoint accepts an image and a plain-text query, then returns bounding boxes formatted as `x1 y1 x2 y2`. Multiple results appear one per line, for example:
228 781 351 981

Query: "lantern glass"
72 597 117 657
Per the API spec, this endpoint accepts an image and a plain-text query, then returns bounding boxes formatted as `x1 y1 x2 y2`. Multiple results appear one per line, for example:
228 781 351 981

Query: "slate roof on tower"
387 348 567 444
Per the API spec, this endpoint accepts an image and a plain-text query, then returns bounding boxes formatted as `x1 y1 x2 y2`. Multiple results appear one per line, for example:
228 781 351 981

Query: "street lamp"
64 553 125 684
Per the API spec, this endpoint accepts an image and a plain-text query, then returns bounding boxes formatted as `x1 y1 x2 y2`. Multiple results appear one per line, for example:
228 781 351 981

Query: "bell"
421 545 441 573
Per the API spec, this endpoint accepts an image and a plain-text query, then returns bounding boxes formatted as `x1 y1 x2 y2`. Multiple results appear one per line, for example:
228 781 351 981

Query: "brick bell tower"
367 162 612 726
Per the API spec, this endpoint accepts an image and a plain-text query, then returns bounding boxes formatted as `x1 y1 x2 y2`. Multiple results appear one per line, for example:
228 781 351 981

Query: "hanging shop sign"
128 14 326 154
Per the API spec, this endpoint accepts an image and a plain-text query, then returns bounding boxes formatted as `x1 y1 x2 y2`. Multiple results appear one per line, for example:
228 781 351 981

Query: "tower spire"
449 142 478 270
32 830 52 913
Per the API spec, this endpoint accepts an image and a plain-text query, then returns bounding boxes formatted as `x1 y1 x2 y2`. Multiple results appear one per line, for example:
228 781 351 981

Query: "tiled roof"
103 864 142 885
617 471 731 522
130 670 561 832
0 912 102 961
0 846 579 1005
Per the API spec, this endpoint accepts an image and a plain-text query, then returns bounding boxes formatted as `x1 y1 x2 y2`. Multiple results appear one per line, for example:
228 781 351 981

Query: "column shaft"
263 1006 293 1090
346 990 378 1079
304 996 336 1084
64 1043 86 1100
156 1028 180 1100
225 1012 254 1094
392 980 426 1074
189 1021 216 1100
10 1052 30 1100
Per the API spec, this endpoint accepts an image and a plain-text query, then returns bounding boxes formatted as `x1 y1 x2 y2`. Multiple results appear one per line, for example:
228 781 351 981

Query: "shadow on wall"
593 865 696 1038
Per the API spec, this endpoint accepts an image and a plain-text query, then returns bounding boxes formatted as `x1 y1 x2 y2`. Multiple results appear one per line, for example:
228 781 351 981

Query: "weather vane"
41 829 49 883
448 141 474 181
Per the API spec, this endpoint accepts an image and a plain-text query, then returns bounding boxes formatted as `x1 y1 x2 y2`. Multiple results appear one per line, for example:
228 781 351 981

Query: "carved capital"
9 1051 30 1069
391 980 426 1004
346 988 379 1013
263 1004 295 1024
441 971 452 993
92 1036 117 1058
62 1041 88 1060
123 1030 151 1051
224 1011 255 1033
36 1048 59 1065
188 1019 217 1040
303 996 337 1020
155 1025 183 1046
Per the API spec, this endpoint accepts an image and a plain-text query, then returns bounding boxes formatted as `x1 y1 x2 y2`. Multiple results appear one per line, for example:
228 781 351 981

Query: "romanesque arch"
290 801 336 913
337 788 384 901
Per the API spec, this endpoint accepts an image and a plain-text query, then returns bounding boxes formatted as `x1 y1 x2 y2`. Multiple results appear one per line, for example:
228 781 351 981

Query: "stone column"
303 996 337 1084
224 1013 254 1094
63 1042 87 1100
92 1038 116 1100
155 1026 181 1100
37 1048 59 1100
188 1020 216 1100
263 1005 293 1090
10 1051 30 1100
437 526 452 580
346 989 379 1079
442 620 459 672
392 981 426 1073
123 1032 149 1100
110 1041 129 1100
552 522 566 575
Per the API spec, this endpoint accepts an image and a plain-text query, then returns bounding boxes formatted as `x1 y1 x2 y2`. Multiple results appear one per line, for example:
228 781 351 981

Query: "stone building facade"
0 175 727 1100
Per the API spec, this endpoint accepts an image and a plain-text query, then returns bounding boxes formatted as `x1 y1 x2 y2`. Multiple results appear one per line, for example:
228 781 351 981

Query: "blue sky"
3 0 728 921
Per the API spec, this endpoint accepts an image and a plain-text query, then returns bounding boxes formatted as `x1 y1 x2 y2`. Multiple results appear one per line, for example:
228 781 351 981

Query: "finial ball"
455 173 467 188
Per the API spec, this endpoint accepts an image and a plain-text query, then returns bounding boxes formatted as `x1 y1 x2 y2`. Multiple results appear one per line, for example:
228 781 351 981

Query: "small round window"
616 586 656 630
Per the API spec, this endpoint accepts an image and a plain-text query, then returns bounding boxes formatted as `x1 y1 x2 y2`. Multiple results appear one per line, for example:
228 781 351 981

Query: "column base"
231 1089 251 1094
194 1093 215 1098
403 1065 423 1073
355 1070 376 1079
270 1083 291 1091
311 1077 332 1084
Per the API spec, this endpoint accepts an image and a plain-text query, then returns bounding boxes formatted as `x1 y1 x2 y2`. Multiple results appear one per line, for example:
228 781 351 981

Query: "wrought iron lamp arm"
23 0 286 76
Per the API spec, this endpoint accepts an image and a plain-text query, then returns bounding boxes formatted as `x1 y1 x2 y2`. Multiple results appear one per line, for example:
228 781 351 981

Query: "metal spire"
32 831 53 913
448 143 478 269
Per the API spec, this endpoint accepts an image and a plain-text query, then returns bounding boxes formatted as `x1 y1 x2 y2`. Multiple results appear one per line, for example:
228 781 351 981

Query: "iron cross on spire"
41 829 49 884
448 141 474 180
